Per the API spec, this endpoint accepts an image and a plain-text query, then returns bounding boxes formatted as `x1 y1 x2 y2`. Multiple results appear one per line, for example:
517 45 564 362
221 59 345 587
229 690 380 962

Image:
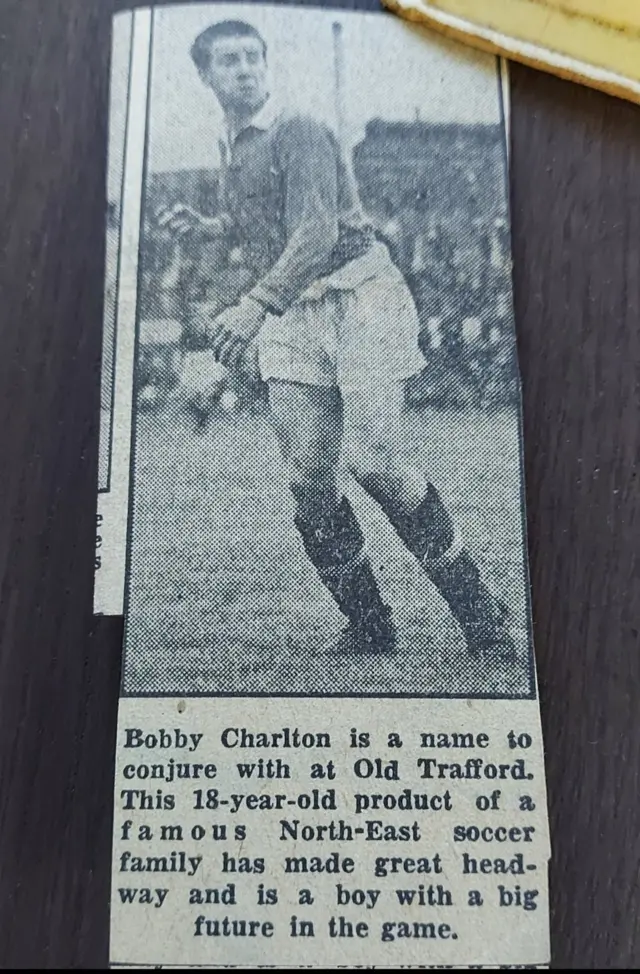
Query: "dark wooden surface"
0 0 638 968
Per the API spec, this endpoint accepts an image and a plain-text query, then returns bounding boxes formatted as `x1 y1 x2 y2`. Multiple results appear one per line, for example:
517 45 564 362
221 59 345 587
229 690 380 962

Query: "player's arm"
247 115 340 314
195 117 340 369
157 203 233 241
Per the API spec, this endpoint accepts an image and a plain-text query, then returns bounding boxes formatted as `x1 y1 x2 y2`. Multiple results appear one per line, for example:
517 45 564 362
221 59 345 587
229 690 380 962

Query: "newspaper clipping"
100 2 550 967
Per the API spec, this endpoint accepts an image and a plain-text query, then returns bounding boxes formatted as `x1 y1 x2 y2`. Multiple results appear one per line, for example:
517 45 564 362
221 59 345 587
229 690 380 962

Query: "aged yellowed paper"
98 3 550 966
383 0 640 105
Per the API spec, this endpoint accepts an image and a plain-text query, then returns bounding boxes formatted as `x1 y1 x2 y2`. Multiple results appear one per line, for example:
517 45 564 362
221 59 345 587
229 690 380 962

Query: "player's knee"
345 434 397 485
289 446 336 485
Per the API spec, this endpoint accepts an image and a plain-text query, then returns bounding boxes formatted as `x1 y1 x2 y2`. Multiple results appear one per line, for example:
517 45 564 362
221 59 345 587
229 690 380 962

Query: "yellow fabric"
383 0 640 104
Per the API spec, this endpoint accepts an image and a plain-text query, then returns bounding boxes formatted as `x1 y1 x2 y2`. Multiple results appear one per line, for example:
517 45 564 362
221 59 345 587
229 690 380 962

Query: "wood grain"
0 0 638 967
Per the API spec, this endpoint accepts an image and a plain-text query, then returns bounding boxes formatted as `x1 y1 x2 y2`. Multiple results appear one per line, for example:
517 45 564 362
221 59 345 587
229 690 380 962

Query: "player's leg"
343 381 514 658
267 378 395 654
338 256 515 659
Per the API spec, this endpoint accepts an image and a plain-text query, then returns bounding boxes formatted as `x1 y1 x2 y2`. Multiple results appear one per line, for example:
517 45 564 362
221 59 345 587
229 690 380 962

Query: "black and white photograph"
120 1 535 699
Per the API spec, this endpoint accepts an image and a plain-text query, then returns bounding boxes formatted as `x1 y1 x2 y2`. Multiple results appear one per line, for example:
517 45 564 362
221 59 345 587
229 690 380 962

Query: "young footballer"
162 19 517 658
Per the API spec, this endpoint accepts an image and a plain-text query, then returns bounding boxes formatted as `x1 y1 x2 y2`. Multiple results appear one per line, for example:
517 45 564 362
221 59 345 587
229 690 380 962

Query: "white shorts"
257 244 425 395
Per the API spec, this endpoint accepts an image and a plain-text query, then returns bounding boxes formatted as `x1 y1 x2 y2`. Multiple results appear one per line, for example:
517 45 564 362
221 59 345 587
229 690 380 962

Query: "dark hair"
190 20 267 73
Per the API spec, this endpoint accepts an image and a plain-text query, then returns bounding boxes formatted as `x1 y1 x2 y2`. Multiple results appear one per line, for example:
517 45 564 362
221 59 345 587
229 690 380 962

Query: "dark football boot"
292 491 397 656
355 479 516 660
330 592 397 657
426 548 517 661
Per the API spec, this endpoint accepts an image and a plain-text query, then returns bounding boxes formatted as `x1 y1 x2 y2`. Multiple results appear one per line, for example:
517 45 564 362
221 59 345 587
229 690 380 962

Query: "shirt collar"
226 95 280 146
247 94 280 132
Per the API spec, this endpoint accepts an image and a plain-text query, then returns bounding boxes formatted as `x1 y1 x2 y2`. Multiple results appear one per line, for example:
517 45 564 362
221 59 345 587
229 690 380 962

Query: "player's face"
202 36 268 114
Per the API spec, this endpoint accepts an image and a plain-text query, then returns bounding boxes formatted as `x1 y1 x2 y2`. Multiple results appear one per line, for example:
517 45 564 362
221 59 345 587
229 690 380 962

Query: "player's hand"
207 297 266 370
157 203 228 240
183 300 220 352
240 336 262 384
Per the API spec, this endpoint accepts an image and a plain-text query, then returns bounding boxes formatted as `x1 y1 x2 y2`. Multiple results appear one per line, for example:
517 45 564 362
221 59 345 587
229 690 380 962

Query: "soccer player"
162 19 516 658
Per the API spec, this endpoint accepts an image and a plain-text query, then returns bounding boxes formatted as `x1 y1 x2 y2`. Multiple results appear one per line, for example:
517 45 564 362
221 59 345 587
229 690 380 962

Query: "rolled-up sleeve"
249 116 339 314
